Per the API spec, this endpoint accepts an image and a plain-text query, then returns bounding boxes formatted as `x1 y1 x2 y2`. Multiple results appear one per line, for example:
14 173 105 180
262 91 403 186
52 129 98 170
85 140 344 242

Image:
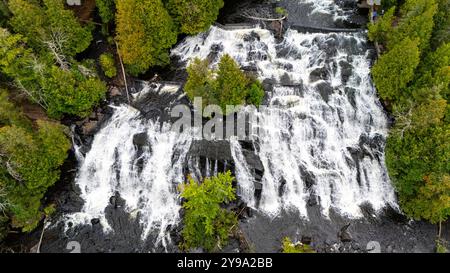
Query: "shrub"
180 171 237 252
99 53 117 78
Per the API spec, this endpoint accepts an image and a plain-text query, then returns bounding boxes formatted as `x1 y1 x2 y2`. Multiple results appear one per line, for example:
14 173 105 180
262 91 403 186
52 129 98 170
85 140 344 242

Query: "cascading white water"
66 105 192 248
65 1 398 249
302 0 349 19
172 25 398 218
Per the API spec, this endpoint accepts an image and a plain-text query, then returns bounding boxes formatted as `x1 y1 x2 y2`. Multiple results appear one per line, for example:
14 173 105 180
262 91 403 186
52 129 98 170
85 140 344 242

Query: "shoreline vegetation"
368 0 449 251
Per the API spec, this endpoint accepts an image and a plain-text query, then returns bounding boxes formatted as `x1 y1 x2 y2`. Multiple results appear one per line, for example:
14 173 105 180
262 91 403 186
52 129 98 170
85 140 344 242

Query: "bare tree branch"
44 27 70 70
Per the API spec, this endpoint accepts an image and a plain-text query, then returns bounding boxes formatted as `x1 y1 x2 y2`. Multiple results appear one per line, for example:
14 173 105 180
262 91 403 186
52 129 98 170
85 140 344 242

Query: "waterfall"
172 25 398 218
66 105 192 248
64 1 399 249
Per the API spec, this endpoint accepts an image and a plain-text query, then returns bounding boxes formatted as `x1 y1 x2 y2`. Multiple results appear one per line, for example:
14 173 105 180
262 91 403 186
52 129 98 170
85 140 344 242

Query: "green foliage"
413 43 450 95
0 90 31 129
431 0 450 49
180 171 237 252
99 53 117 78
41 66 107 118
381 0 398 10
185 55 265 114
275 7 288 17
402 174 450 223
215 55 250 111
373 0 450 226
96 0 115 24
282 237 315 253
167 0 224 35
368 7 395 44
0 28 106 118
0 1 10 27
386 0 437 52
8 0 93 58
372 38 420 102
386 124 449 222
436 239 449 253
246 80 266 106
0 28 43 103
116 0 178 75
0 120 70 231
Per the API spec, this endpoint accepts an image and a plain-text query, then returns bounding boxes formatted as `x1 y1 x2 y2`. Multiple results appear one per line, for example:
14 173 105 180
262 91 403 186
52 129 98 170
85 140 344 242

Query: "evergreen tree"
166 0 224 34
115 0 178 75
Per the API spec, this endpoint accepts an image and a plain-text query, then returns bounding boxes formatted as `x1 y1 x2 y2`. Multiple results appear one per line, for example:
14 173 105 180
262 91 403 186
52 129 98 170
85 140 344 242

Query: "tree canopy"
166 0 224 35
115 0 178 75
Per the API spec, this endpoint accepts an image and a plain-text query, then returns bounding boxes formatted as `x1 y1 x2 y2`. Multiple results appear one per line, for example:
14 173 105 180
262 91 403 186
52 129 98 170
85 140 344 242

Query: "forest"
369 0 449 242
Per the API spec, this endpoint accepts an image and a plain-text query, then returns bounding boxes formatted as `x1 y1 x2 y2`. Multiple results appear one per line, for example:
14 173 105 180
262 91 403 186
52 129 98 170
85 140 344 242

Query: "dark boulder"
309 67 329 83
280 72 292 86
345 87 357 108
316 82 334 102
301 236 312 245
339 60 353 84
338 223 353 243
133 132 148 147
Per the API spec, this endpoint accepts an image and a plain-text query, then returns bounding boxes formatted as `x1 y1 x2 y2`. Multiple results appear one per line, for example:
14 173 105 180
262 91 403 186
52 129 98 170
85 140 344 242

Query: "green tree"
387 0 437 52
0 28 106 118
0 28 44 104
41 65 106 118
0 121 70 231
215 54 250 111
184 58 216 105
0 0 10 27
368 7 395 44
246 79 265 106
431 0 450 49
386 125 449 208
413 43 450 96
8 0 93 59
402 174 450 224
372 38 420 102
180 171 237 252
115 0 178 75
0 89 31 129
96 0 115 24
166 0 224 34
184 55 265 113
